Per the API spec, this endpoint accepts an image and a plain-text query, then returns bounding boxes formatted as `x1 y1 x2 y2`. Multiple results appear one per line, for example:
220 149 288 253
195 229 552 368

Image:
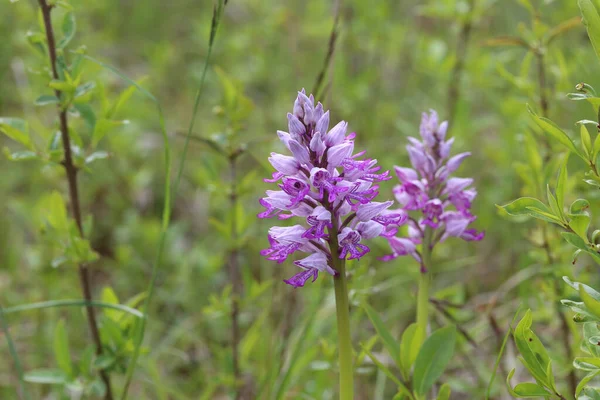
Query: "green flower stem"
329 217 354 400
332 258 353 400
416 227 433 342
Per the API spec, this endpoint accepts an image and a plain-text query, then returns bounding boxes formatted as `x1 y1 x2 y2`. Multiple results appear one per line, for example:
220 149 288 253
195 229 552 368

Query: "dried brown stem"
38 1 112 398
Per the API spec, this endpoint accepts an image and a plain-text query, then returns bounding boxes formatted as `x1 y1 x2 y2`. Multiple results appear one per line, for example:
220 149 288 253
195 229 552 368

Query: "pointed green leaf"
556 155 568 212
582 124 594 158
581 287 600 320
400 323 422 381
577 370 600 396
101 287 121 322
35 95 60 106
571 199 591 214
0 117 32 149
527 104 585 159
24 369 66 385
437 383 451 400
579 0 600 63
57 12 76 49
412 325 457 397
53 320 72 377
570 214 591 239
546 185 561 218
506 368 552 398
3 148 38 162
513 310 550 385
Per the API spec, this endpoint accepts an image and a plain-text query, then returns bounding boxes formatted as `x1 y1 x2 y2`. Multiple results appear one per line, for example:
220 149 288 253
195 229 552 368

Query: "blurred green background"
1 0 599 398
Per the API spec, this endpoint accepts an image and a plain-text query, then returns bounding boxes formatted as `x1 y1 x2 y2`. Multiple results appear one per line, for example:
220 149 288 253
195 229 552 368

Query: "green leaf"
437 383 451 400
49 79 76 92
46 191 69 232
85 151 110 164
570 214 591 239
571 199 591 214
583 322 600 357
91 119 129 148
577 370 600 396
363 302 400 365
565 276 600 300
582 124 594 158
106 79 146 119
400 323 422 381
93 354 116 371
0 117 32 149
412 325 457 397
3 148 38 162
593 132 600 162
101 287 121 322
74 103 97 130
497 197 562 225
506 369 552 398
513 310 551 385
527 104 585 160
35 95 60 106
525 207 564 224
579 0 600 63
574 357 600 371
75 81 96 99
23 369 66 385
57 12 76 49
546 185 561 219
53 320 72 377
498 197 547 214
556 155 568 211
581 287 600 320
563 231 590 252
581 387 600 399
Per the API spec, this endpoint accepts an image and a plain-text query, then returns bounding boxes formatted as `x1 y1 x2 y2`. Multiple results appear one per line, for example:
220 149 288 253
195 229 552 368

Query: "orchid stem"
333 258 353 400
416 227 433 342
329 218 354 400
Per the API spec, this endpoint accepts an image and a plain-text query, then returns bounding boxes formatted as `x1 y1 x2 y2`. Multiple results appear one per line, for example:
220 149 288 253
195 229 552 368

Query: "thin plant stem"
416 227 433 342
328 217 354 400
311 0 341 101
0 304 29 400
485 306 522 400
117 2 226 397
37 1 112 397
228 156 242 398
447 0 476 121
81 55 171 400
174 0 225 197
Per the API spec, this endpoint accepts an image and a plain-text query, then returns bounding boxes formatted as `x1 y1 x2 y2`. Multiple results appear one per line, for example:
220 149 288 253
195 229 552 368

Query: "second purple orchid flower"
382 110 484 271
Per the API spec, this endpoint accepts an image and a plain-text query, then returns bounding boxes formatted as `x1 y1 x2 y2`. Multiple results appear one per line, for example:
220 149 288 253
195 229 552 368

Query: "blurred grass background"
1 0 599 398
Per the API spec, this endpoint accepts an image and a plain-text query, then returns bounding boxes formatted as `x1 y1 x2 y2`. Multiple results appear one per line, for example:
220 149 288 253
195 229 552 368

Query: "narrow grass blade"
3 300 144 318
0 304 30 399
485 305 523 400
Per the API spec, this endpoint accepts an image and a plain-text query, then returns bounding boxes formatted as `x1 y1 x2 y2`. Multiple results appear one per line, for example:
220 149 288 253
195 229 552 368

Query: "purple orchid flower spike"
381 109 484 270
259 89 401 287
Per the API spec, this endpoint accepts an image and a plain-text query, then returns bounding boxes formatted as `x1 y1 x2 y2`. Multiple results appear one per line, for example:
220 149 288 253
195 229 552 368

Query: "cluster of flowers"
382 110 484 269
258 90 405 287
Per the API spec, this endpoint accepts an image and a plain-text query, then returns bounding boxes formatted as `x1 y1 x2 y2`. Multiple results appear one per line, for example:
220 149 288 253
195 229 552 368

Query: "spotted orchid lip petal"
259 91 402 287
